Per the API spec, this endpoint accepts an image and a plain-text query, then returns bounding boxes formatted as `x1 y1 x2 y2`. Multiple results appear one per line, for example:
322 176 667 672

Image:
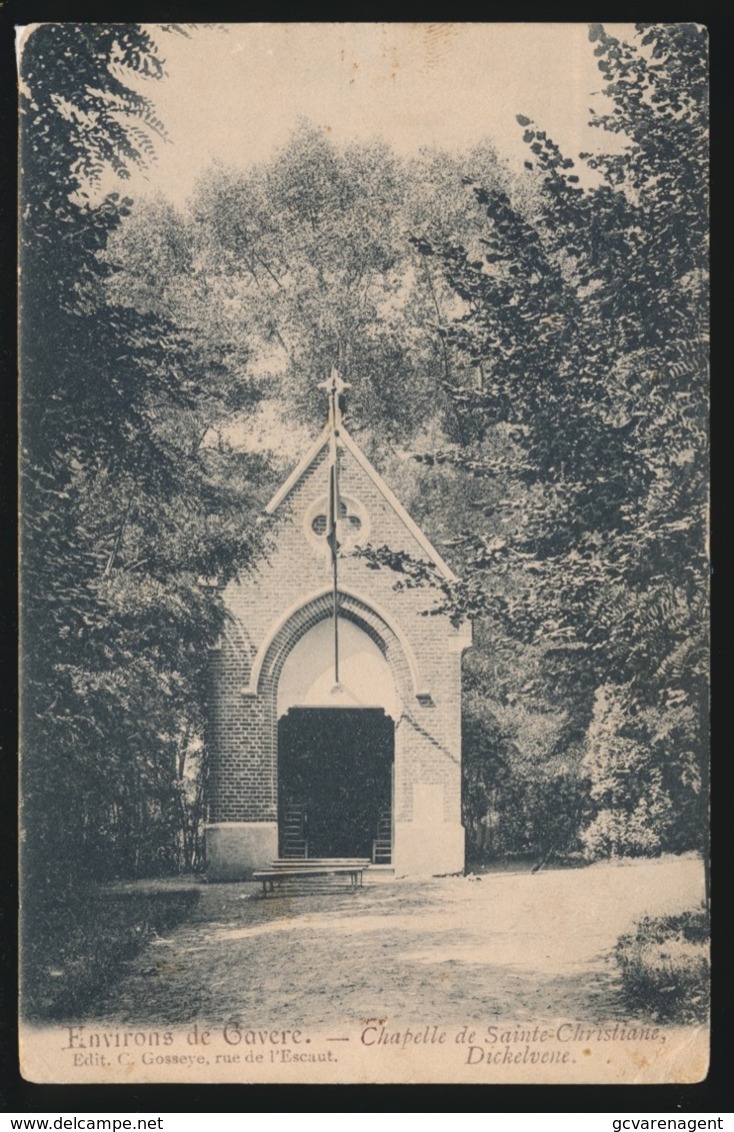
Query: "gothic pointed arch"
245 586 424 705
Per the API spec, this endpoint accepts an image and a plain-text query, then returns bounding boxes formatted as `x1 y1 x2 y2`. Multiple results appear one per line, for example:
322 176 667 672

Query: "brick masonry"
205 430 471 878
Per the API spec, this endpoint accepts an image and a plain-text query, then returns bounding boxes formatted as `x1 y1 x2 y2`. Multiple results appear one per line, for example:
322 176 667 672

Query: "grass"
614 907 709 1023
21 883 200 1022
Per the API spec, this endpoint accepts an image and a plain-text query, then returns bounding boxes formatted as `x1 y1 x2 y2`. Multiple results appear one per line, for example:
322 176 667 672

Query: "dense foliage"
359 24 709 862
20 24 268 891
615 908 709 1022
102 122 526 449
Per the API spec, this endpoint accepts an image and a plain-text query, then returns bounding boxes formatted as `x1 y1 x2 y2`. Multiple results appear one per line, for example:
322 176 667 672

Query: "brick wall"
208 436 468 832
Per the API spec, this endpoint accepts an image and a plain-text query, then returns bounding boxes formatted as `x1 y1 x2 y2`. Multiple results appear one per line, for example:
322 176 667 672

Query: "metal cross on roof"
317 367 351 431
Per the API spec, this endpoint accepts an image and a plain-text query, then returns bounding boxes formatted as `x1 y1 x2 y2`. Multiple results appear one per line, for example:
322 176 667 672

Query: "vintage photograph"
18 23 709 1085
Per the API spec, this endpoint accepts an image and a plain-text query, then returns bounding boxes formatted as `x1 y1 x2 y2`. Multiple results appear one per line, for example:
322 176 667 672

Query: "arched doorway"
276 616 397 861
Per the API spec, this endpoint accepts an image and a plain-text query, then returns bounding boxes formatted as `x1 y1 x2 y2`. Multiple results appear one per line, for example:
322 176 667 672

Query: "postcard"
18 22 709 1085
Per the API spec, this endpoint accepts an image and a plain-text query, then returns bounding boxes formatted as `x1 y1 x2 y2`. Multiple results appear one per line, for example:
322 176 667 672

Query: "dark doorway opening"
278 707 393 860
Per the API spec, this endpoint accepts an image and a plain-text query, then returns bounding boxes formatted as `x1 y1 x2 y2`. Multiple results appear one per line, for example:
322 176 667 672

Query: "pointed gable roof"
264 424 457 582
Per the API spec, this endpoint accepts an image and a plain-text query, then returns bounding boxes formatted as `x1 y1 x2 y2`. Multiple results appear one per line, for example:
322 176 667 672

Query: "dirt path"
90 855 704 1029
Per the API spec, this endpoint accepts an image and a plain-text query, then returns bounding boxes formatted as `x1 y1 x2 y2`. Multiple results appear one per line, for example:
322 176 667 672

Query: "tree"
366 23 708 861
20 24 267 892
104 124 522 449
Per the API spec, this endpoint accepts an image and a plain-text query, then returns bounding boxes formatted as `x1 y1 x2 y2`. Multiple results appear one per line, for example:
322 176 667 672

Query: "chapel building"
205 377 471 879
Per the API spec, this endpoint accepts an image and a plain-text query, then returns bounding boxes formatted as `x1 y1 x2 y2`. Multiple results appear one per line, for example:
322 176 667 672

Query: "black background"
2 0 729 1114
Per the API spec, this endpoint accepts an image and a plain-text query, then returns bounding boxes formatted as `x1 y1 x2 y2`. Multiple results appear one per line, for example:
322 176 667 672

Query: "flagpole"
331 390 340 686
332 500 339 686
318 368 350 689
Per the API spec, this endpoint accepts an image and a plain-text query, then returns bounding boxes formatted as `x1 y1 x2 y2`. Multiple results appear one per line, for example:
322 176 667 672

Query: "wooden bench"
252 858 371 896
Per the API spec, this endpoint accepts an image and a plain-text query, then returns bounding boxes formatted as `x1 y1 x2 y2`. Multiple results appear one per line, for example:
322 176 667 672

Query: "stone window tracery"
304 494 369 555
